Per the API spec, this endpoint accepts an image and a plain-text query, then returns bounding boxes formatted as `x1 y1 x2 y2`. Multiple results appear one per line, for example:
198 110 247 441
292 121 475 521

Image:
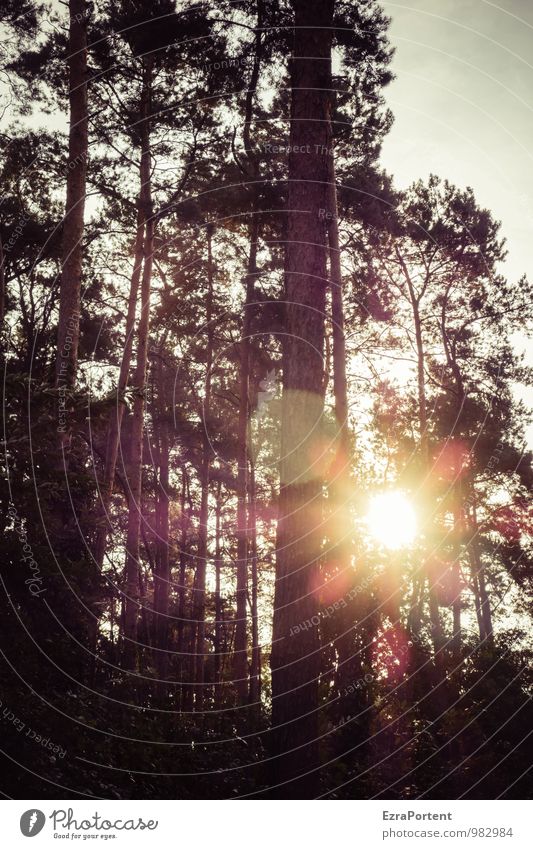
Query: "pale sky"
381 0 533 281
380 0 533 443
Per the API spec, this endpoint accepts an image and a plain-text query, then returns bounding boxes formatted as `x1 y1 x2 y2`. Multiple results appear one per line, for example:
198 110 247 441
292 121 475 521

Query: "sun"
366 491 417 550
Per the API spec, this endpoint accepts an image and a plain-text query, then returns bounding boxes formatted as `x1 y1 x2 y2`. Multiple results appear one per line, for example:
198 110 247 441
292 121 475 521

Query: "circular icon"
20 810 46 837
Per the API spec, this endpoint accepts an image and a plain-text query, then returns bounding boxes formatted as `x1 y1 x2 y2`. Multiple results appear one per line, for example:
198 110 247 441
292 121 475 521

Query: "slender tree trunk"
401 268 445 672
443 334 488 658
269 0 334 798
248 451 261 707
193 225 215 709
214 479 223 710
233 0 264 702
88 209 146 679
0 230 5 325
138 559 151 672
471 567 486 642
122 57 154 671
470 498 494 647
476 557 493 644
177 469 192 709
452 498 463 663
404 284 429 459
233 220 259 704
55 0 88 405
93 207 145 572
154 351 171 684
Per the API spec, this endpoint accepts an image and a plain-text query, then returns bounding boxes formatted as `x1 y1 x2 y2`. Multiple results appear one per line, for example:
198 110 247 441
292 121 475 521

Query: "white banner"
2 800 531 848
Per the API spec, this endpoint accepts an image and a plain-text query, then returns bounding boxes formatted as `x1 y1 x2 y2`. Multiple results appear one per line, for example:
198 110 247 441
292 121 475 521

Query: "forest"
0 0 532 800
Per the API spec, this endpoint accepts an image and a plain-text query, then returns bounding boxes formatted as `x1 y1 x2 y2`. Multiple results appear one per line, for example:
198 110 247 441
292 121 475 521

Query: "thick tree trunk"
193 225 215 709
122 57 154 672
326 137 365 710
327 155 349 459
55 0 88 403
269 0 334 798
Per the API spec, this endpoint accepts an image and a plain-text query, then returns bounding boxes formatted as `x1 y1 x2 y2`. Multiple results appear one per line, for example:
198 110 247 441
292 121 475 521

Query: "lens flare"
366 491 417 550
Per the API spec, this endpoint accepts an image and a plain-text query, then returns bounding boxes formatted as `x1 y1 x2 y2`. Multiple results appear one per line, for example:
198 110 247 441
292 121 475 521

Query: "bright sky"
2 0 531 445
380 0 533 445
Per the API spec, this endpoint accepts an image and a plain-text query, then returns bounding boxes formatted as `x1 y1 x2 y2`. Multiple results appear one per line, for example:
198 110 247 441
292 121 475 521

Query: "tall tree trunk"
440 313 469 667
269 0 334 798
471 567 486 642
138 558 151 672
327 155 349 460
0 230 5 325
176 468 192 709
122 57 154 672
452 496 463 663
248 450 261 707
400 261 445 672
470 497 494 647
193 224 215 709
154 350 171 685
233 0 264 706
326 131 365 710
214 479 223 710
233 220 258 704
89 210 144 680
55 0 88 407
93 207 145 572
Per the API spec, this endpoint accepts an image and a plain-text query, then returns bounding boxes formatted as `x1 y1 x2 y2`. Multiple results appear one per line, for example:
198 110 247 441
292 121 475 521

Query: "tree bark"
88 196 144 684
193 224 215 709
469 497 494 647
177 468 192 709
233 220 258 704
214 479 224 710
400 258 445 672
326 132 364 709
471 566 486 642
452 496 463 663
233 0 264 706
55 0 88 404
154 349 171 684
0 230 5 325
327 155 349 459
269 0 334 798
122 57 154 672
93 207 145 574
248 450 261 708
